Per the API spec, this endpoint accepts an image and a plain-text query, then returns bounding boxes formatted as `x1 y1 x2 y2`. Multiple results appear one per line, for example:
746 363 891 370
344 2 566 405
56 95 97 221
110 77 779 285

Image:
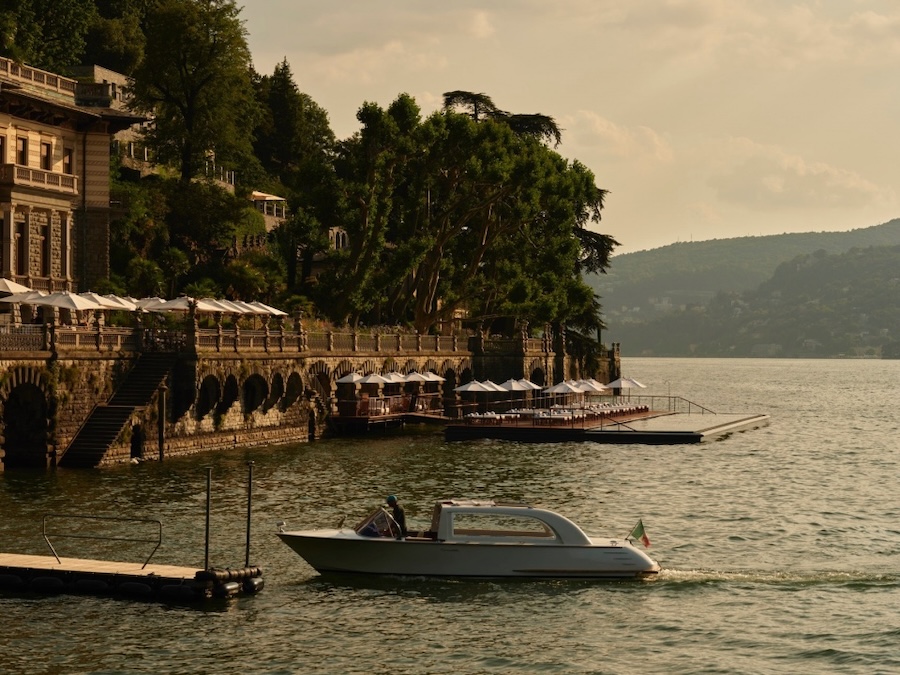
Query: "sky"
242 1 900 255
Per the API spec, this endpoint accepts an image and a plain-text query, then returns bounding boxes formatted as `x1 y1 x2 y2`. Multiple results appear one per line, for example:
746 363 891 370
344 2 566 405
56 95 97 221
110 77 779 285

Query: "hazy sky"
242 1 900 254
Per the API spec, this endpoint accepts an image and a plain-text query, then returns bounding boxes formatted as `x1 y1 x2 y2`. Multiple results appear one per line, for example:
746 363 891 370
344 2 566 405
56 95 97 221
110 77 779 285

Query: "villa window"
16 137 27 166
15 220 27 276
62 148 73 174
0 136 5 164
40 142 52 170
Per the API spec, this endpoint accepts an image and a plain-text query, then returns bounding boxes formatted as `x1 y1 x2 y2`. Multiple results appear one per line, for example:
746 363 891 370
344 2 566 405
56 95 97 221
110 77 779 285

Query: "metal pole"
245 460 254 568
157 384 167 461
204 466 212 570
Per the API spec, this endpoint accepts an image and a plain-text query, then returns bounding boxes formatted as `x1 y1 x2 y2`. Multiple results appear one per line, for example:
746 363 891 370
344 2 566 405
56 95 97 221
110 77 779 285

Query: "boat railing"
42 514 163 569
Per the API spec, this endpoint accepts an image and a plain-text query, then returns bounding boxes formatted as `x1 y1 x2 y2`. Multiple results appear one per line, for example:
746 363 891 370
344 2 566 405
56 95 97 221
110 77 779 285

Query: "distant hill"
602 243 900 357
587 218 900 331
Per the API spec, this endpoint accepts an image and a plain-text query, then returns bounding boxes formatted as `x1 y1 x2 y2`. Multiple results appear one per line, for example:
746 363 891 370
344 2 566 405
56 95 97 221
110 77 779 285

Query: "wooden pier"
0 552 263 601
445 410 770 444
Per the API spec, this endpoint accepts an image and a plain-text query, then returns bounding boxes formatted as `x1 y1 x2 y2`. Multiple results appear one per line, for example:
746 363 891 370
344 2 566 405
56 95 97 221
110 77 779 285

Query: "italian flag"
629 519 651 548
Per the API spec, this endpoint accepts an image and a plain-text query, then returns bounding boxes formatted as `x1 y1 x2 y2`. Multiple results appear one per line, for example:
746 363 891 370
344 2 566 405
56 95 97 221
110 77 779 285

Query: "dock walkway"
0 552 263 601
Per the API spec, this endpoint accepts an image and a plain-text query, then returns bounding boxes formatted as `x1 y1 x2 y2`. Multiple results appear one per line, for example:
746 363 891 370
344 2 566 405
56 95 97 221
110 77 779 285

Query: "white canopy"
357 373 389 385
403 372 430 383
0 278 32 294
248 300 289 316
518 378 543 390
454 380 492 393
423 372 446 382
606 377 647 389
544 381 586 394
498 378 530 391
336 372 364 384
30 291 101 311
148 296 224 313
0 290 47 304
79 292 125 309
381 372 407 384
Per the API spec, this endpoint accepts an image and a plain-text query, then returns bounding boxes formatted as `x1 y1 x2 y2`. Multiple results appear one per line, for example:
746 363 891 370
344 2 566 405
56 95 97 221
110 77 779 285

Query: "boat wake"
656 567 900 587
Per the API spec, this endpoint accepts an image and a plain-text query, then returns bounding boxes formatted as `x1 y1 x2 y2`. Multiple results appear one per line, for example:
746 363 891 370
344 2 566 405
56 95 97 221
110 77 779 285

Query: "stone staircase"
59 353 176 468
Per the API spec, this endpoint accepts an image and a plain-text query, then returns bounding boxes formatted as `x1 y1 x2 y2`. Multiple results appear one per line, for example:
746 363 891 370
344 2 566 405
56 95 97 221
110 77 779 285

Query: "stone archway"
2 381 50 468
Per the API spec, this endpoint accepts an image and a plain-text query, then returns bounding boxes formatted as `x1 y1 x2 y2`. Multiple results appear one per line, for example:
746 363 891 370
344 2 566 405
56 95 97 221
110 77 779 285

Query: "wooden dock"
445 410 769 444
0 552 264 601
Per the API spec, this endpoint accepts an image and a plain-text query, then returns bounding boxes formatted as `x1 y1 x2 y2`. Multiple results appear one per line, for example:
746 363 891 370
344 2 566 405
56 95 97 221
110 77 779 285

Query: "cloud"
467 11 496 39
708 138 891 209
564 111 674 163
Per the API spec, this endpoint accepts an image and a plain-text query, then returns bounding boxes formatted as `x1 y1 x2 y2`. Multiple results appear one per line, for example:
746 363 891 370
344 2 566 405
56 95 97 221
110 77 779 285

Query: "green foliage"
0 0 98 71
129 0 258 181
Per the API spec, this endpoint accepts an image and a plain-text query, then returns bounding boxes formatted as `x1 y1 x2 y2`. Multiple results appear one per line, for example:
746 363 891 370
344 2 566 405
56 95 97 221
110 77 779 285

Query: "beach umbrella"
336 372 364 384
148 296 223 313
79 292 125 309
0 290 47 304
102 294 138 311
453 380 492 393
247 300 289 317
543 381 586 394
0 278 32 294
499 378 530 391
606 377 647 389
357 373 389 385
30 291 101 311
134 296 167 310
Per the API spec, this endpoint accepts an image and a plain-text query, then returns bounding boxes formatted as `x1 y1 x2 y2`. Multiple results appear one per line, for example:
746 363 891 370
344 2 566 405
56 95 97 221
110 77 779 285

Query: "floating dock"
445 411 770 444
0 553 263 601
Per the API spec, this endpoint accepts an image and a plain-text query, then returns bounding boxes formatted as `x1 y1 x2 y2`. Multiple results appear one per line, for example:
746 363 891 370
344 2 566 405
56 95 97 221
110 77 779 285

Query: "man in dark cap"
386 495 407 538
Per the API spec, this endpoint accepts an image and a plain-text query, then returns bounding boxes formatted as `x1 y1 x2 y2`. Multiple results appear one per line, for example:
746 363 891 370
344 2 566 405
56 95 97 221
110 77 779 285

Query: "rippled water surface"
1 358 898 674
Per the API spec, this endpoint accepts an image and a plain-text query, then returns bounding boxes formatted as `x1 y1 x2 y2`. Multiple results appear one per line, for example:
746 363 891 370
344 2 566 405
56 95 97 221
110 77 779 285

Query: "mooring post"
204 466 212 570
157 384 167 461
245 460 254 567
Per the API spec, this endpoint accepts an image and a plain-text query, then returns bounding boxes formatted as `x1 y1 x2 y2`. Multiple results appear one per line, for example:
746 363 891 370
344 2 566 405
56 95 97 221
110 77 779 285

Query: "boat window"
354 508 400 538
451 513 555 539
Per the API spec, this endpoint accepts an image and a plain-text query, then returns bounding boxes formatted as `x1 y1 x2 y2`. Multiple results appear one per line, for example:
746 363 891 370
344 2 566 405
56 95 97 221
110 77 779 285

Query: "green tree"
129 0 258 182
0 0 97 71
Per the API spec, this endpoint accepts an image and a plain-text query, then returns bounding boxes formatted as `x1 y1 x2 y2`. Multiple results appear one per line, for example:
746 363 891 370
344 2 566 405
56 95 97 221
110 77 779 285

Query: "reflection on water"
1 358 899 673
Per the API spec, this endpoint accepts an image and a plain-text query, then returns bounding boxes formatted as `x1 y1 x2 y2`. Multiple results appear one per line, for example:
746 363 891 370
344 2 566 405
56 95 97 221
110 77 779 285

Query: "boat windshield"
354 508 402 538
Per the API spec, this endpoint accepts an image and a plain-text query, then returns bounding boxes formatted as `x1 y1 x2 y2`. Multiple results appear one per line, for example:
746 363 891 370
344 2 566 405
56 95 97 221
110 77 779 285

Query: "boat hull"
278 530 659 579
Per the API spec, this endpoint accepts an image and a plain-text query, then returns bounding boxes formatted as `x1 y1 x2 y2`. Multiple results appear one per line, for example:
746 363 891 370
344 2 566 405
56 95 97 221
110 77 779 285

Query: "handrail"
42 514 163 569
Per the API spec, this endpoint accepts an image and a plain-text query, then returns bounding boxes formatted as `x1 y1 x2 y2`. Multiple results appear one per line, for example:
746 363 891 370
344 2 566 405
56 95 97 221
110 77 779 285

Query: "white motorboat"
277 499 660 579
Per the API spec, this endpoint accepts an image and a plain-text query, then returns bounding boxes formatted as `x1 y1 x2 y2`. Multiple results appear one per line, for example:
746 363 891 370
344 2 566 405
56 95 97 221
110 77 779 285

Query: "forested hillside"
587 218 900 323
607 244 900 357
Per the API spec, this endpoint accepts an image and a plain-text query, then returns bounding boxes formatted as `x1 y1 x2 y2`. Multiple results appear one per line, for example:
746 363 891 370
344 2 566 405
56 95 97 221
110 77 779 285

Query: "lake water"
1 358 898 674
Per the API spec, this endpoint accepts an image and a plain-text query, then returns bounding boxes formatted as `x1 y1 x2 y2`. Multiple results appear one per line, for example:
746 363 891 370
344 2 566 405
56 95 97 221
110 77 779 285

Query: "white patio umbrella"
357 373 390 385
30 291 102 311
543 381 586 394
382 372 407 384
134 296 167 310
606 377 647 390
480 380 506 392
403 372 430 383
573 379 608 393
0 290 47 304
453 380 492 392
248 300 289 316
423 371 446 382
0 278 32 294
102 294 138 311
335 372 364 384
499 378 530 391
518 378 543 390
199 298 245 314
148 296 223 313
79 292 125 309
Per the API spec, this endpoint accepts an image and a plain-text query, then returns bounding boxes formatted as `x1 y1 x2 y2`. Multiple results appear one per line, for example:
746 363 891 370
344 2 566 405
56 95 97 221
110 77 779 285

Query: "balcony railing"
0 57 78 98
0 164 78 195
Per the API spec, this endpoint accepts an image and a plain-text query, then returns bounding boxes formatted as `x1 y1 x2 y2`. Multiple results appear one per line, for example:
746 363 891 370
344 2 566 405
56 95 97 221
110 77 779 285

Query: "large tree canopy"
129 0 258 182
311 93 617 334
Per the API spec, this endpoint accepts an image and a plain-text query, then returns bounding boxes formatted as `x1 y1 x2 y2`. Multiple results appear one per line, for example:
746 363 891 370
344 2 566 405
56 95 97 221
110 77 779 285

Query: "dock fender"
73 578 112 594
159 583 199 602
117 581 154 598
213 581 241 598
242 576 265 594
0 574 25 591
30 576 65 594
